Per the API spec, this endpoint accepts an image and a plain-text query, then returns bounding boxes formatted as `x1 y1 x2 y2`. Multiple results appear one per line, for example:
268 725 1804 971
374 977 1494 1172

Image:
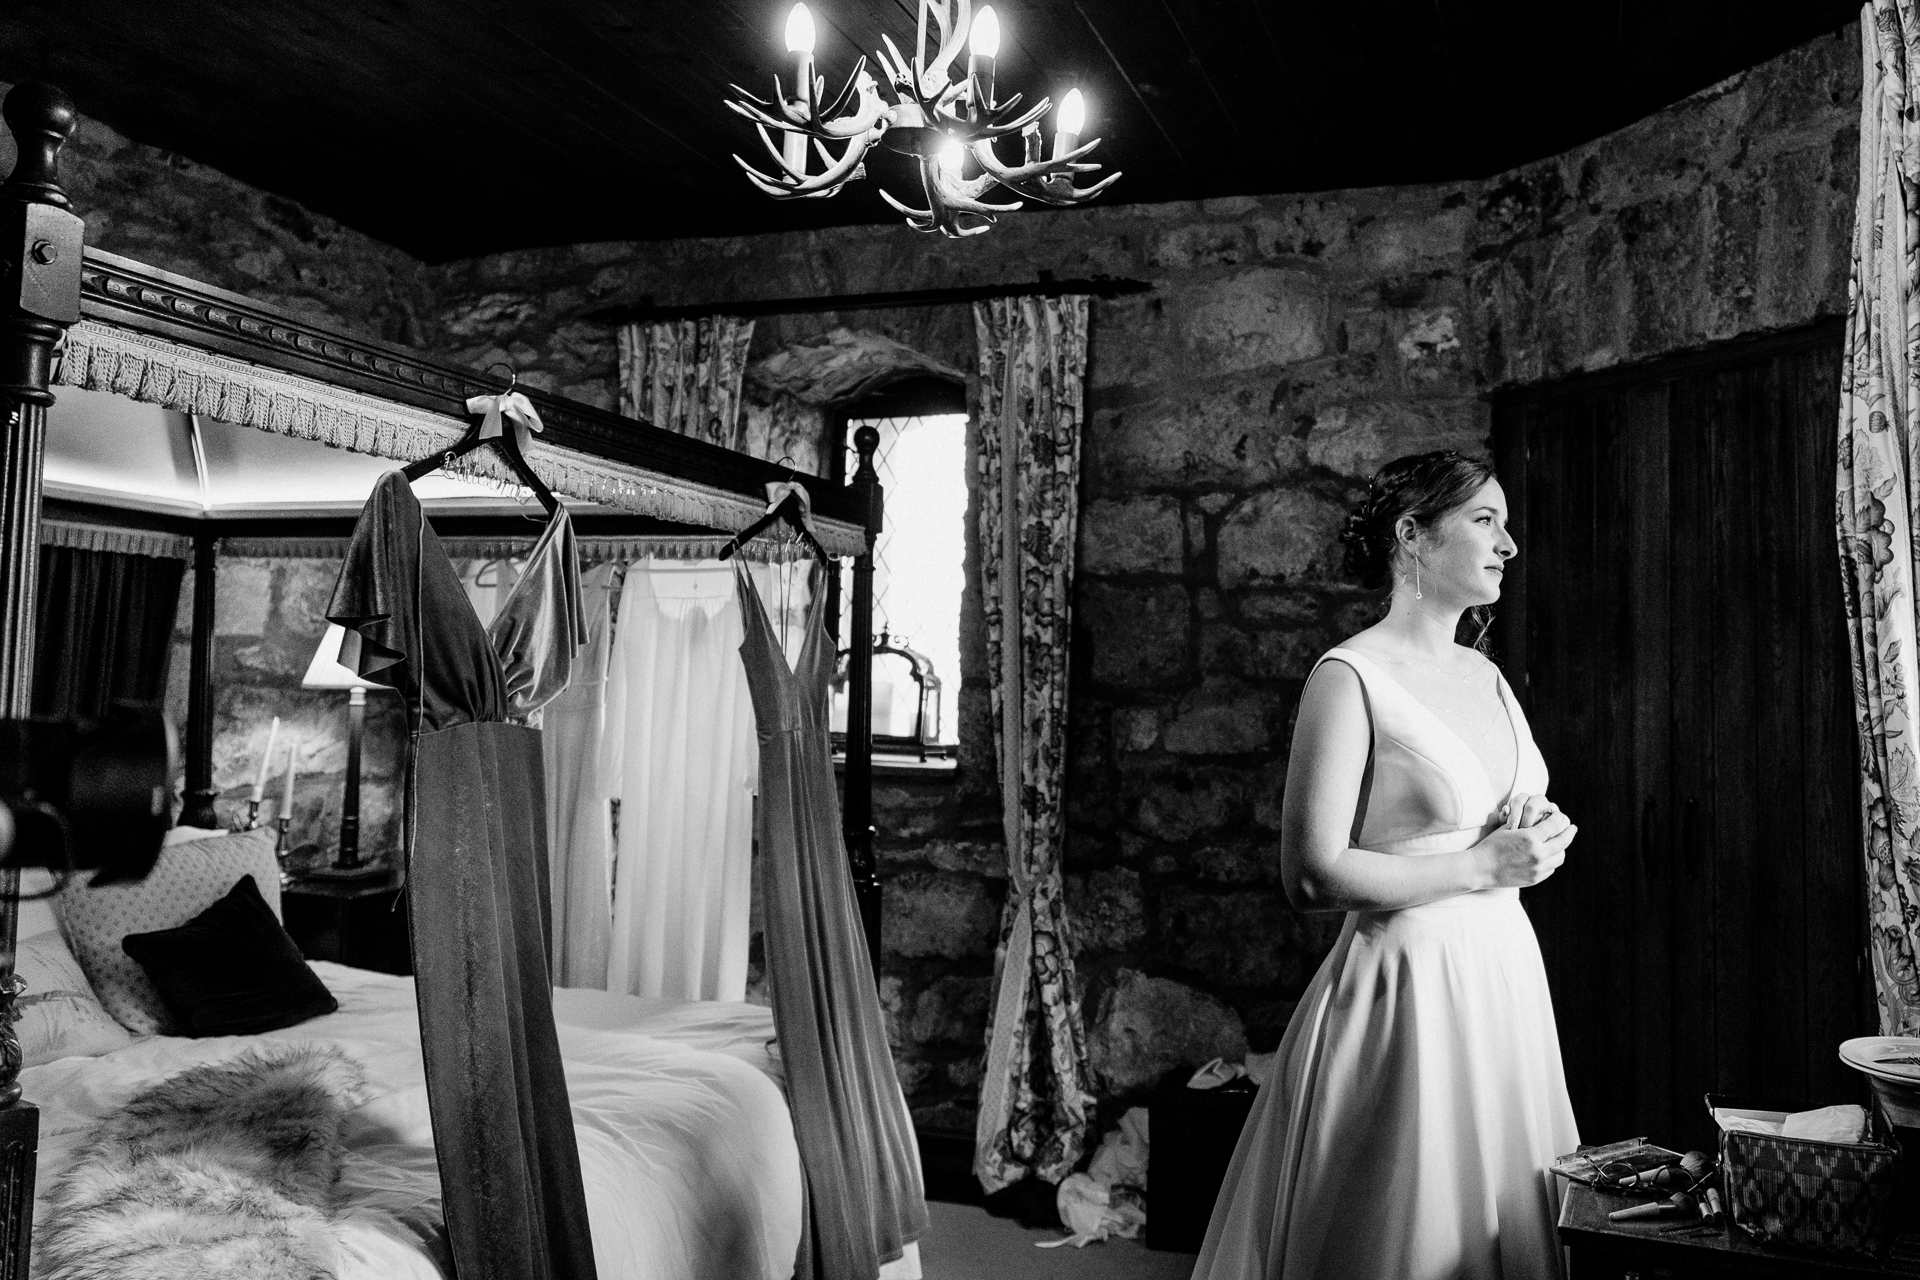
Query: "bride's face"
1402 479 1516 605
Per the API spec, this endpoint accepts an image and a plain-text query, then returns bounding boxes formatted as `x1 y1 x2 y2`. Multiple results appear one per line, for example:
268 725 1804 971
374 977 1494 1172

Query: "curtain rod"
584 272 1153 324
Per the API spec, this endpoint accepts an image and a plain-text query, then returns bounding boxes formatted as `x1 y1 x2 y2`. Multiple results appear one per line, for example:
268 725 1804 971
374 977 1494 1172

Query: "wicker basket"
1708 1093 1903 1258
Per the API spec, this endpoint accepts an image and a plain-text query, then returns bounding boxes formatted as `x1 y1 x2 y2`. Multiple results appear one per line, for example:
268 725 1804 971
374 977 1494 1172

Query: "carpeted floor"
917 1200 1197 1280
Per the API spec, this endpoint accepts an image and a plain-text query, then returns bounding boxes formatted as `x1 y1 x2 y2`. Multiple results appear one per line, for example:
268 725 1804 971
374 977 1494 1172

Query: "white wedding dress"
1193 648 1579 1280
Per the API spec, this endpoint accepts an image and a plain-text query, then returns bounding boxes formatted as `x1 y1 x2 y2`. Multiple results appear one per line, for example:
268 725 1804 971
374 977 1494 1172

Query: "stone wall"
163 557 407 866
0 81 431 345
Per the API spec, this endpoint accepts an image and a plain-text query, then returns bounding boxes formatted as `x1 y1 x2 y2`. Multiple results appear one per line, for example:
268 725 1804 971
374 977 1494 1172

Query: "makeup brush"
1609 1192 1699 1223
1616 1150 1711 1191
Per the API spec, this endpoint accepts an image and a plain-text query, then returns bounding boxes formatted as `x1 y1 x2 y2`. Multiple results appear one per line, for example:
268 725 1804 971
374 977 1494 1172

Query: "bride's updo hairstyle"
1338 450 1495 588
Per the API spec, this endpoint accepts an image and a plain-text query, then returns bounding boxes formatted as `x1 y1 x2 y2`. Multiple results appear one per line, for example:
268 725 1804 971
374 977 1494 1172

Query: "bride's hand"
1477 810 1576 889
1501 794 1564 831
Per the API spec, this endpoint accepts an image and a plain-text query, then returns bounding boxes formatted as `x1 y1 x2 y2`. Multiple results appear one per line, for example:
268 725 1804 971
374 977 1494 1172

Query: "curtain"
970 295 1096 1192
542 563 619 989
1840 0 1920 1034
32 545 185 719
602 560 767 1002
618 318 756 450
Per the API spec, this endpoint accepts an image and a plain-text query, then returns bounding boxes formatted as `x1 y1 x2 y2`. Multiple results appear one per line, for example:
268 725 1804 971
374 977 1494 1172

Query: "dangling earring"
1414 556 1423 600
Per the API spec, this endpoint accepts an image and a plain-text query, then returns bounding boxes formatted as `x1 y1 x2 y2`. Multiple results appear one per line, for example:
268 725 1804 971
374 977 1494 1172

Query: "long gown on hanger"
733 561 929 1280
327 470 596 1280
1194 647 1579 1280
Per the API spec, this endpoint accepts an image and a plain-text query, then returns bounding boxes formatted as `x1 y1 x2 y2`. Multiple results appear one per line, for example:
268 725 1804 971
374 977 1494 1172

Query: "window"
829 378 968 756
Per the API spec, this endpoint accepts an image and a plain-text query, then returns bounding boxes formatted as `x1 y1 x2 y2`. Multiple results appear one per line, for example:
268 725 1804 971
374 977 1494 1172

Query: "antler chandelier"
725 0 1119 238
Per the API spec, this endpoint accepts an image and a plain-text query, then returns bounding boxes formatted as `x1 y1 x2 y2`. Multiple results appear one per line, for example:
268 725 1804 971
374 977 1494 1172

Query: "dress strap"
1309 649 1376 846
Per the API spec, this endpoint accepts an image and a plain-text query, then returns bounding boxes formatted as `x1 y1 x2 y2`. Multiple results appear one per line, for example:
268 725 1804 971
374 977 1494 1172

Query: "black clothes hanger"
718 488 830 564
402 364 560 517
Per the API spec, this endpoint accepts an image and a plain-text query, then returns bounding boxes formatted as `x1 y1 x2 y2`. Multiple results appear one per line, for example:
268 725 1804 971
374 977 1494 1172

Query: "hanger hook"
486 360 518 394
775 453 797 481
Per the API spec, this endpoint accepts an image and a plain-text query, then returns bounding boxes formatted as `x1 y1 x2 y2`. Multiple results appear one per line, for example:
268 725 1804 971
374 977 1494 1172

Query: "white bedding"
22 962 805 1280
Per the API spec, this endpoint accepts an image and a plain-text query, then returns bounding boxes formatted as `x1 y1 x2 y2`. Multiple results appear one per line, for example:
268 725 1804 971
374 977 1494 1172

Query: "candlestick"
274 815 294 887
250 715 280 804
279 744 298 822
1053 87 1085 161
244 798 261 831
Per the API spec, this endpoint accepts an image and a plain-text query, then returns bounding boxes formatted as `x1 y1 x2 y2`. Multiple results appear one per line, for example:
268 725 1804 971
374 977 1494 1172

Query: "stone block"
1248 200 1356 260
1087 968 1248 1095
1190 841 1285 886
1216 490 1348 588
215 561 273 636
1084 378 1288 489
1078 496 1185 577
1393 307 1467 384
1161 678 1284 755
1066 867 1146 953
1148 886 1308 989
1147 222 1254 270
1300 401 1484 481
1182 269 1328 374
272 558 342 636
1078 583 1190 689
1132 765 1247 842
905 975 993 1045
1114 707 1162 753
883 871 1002 961
1198 621 1325 684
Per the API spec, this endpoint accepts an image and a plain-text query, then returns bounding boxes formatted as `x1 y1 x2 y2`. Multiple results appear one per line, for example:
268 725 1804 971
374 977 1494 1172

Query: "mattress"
21 962 805 1280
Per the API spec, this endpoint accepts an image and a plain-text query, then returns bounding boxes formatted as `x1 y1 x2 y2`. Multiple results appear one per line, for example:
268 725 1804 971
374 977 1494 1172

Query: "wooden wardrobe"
1492 320 1869 1152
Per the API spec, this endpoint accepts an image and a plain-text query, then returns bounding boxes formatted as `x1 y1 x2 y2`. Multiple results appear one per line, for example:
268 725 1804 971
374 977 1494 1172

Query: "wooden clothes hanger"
402 363 560 516
718 462 830 564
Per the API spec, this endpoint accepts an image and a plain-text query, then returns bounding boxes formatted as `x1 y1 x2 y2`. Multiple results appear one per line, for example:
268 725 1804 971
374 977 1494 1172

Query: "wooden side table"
281 874 411 976
1560 1181 1920 1278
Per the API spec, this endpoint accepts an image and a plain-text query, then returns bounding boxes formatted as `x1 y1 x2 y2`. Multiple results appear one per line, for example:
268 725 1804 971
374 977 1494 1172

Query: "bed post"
0 80 85 1273
179 533 220 829
845 425 883 969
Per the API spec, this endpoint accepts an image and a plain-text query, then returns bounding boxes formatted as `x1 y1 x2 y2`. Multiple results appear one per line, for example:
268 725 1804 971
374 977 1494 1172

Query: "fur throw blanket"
38 1045 365 1280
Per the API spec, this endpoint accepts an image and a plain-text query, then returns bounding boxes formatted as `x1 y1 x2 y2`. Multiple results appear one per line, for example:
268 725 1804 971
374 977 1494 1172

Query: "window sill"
833 753 959 780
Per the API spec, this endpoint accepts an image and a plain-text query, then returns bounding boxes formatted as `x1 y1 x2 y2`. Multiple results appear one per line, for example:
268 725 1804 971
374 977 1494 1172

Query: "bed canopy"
0 83 896 1272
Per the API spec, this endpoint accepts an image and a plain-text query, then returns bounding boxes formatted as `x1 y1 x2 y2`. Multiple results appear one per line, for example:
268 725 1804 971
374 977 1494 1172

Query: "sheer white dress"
1192 648 1579 1280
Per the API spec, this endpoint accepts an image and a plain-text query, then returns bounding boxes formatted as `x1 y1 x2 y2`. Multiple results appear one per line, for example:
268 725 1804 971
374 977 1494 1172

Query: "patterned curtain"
971 295 1095 1192
617 317 755 450
1839 1 1920 1034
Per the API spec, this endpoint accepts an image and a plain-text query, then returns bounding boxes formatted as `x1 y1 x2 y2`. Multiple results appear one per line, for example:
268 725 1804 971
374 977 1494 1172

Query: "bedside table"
282 874 412 976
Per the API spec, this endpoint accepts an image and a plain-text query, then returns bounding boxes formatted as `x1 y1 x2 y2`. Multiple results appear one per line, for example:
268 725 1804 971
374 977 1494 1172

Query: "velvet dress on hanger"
734 560 928 1280
1193 648 1579 1280
327 469 595 1280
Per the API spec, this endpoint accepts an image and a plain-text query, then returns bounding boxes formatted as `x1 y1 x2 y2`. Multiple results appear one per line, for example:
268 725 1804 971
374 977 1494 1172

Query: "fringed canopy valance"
53 320 868 559
39 519 194 560
219 533 819 564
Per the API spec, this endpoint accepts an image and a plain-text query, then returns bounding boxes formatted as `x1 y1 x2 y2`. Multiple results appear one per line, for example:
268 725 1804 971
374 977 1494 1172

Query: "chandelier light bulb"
938 139 965 173
969 6 1001 59
785 3 816 55
1058 87 1086 137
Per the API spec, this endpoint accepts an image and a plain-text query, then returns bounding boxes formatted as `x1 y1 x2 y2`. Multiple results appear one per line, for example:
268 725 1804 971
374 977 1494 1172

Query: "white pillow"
52 828 281 1035
14 929 134 1067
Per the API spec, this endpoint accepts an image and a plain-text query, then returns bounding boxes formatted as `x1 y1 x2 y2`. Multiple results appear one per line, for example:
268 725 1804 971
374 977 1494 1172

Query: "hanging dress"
1194 647 1579 1280
543 561 618 989
734 561 929 1280
326 470 597 1280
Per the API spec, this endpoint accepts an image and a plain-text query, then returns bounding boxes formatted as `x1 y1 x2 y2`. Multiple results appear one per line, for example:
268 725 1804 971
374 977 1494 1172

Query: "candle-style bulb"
938 139 965 173
785 3 816 54
1058 87 1086 138
969 6 1001 58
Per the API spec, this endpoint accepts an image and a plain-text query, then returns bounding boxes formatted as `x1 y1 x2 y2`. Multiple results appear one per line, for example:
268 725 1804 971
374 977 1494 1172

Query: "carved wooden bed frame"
0 83 885 1272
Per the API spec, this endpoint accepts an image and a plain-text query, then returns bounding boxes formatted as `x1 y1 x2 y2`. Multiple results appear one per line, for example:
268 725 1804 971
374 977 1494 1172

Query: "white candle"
969 6 999 114
279 745 298 821
251 716 280 803
784 4 816 174
1053 87 1086 161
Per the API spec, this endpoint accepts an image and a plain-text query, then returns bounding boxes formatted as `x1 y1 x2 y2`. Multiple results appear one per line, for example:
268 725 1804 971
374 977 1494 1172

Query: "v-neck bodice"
328 470 584 732
733 561 832 737
1314 647 1549 854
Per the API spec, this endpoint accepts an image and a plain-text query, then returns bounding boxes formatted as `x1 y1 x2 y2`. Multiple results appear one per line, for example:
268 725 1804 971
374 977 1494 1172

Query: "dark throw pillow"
120 876 337 1036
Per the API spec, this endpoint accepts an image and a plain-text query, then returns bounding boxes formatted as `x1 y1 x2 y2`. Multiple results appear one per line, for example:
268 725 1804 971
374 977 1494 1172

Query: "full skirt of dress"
1193 882 1578 1280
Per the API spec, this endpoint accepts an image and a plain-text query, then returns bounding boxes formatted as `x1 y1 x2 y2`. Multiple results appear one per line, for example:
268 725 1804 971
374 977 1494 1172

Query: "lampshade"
302 624 373 691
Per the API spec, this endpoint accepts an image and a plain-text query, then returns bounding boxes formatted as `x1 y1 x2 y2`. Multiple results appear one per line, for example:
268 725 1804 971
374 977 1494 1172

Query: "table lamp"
300 624 391 880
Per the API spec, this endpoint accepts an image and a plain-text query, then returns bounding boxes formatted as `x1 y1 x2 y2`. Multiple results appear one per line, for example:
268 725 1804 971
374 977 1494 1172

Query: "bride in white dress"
1193 451 1581 1280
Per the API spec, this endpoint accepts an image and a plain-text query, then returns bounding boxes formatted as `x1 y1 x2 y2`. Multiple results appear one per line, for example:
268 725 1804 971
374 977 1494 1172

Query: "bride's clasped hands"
1481 793 1577 889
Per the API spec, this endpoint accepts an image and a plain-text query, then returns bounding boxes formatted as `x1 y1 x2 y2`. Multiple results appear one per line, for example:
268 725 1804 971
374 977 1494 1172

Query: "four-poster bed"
0 81 903 1276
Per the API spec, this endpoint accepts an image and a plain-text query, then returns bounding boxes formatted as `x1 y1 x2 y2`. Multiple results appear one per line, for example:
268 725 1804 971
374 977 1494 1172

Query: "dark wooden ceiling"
0 0 1860 261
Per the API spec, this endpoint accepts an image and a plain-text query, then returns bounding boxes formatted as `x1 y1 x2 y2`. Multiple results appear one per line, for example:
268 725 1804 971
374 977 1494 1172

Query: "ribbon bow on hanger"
465 390 545 456
762 480 821 543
